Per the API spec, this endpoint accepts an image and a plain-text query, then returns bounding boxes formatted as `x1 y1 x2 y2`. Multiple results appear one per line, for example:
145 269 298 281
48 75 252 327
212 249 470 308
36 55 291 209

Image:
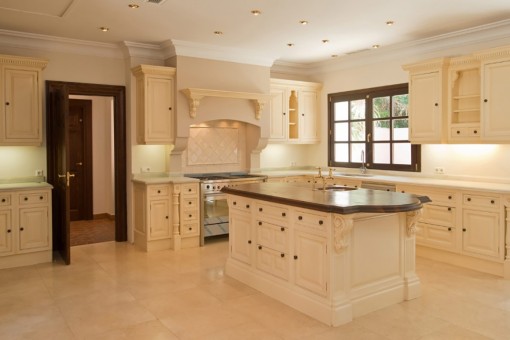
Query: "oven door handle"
204 194 228 202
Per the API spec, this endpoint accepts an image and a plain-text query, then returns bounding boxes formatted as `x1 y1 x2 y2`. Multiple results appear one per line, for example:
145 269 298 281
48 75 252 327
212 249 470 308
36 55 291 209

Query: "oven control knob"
206 185 210 190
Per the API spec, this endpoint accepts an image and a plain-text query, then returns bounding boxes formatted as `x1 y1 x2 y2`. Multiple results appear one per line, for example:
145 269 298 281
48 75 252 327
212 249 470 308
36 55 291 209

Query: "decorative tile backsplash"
183 122 247 173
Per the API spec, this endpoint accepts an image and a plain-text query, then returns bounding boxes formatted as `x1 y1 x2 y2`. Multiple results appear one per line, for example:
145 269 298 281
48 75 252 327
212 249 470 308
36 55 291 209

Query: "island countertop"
221 182 428 214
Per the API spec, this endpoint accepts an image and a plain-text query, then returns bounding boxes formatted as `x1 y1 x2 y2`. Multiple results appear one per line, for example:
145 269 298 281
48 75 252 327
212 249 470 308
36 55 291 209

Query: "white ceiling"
0 0 509 64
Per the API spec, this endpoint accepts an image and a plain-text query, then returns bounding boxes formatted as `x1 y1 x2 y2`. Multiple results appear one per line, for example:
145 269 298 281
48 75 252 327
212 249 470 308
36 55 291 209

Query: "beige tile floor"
1 238 510 339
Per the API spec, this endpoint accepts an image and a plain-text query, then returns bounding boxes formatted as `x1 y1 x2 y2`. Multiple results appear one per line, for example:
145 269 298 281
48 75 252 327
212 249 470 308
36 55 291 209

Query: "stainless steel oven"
185 173 266 245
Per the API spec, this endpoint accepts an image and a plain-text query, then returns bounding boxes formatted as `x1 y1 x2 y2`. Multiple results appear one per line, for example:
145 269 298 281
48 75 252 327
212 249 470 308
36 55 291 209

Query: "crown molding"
0 29 123 59
121 41 166 60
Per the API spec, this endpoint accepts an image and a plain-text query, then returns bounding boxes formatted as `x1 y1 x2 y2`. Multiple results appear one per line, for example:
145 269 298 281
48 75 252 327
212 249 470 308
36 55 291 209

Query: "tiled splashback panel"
183 122 247 173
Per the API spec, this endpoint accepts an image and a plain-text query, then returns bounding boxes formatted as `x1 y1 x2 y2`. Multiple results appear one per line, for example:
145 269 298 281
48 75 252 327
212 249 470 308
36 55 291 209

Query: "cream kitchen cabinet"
0 187 52 269
402 58 449 144
461 192 502 260
269 79 322 144
475 46 510 142
398 185 457 252
229 195 253 265
131 65 176 144
0 55 48 146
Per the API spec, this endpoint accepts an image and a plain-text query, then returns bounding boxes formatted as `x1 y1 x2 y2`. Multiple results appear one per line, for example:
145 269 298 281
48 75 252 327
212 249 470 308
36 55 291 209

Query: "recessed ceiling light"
287 43 294 47
128 4 140 9
251 9 261 16
372 44 380 49
214 31 223 35
99 27 109 32
322 39 329 44
386 20 394 26
331 54 338 58
299 20 308 25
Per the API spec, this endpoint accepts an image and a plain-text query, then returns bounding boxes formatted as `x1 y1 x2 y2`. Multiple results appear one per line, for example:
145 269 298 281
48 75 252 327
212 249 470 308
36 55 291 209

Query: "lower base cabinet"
226 195 420 326
133 181 200 251
0 187 52 269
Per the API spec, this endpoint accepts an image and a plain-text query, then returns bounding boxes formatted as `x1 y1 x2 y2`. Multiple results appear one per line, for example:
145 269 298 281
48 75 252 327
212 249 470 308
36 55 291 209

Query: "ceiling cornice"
0 29 123 59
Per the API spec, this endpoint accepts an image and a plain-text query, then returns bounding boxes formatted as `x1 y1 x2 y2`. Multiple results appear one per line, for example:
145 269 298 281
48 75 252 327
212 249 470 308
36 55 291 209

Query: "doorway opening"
68 96 115 246
46 81 127 264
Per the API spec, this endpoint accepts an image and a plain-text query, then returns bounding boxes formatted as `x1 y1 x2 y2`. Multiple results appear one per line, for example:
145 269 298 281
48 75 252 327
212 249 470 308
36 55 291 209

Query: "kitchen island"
222 182 427 326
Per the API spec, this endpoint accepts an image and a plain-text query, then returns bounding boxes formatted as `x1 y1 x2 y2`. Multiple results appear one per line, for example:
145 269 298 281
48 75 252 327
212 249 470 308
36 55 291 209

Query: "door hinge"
415 163 418 171
329 129 332 136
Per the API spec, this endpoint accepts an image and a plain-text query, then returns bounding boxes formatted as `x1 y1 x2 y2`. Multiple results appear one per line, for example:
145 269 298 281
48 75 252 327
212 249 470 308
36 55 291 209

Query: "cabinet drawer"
463 194 499 209
399 187 456 205
230 196 252 211
450 126 480 138
256 220 289 253
182 209 198 222
148 185 170 197
19 192 48 205
417 222 456 250
421 204 455 227
182 197 198 210
256 202 289 223
0 194 11 206
295 210 329 233
255 245 290 281
181 183 198 195
181 222 199 237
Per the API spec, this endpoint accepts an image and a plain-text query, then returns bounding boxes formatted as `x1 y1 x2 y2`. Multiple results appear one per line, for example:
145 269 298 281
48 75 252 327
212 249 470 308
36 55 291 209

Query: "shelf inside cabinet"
450 66 480 126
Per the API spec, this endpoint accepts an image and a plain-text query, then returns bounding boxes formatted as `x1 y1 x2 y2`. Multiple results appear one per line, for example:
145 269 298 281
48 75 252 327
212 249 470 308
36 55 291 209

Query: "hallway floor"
70 218 115 246
1 239 509 339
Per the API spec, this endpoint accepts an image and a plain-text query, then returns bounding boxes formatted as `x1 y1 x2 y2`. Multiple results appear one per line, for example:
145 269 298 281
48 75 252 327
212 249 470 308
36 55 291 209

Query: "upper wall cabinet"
402 58 449 144
132 65 176 144
0 55 48 146
447 56 481 143
269 79 322 144
474 46 510 143
404 45 510 144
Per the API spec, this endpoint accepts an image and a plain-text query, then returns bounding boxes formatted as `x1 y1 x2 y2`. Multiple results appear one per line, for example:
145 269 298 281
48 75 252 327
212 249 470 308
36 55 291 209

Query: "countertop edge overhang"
221 182 427 214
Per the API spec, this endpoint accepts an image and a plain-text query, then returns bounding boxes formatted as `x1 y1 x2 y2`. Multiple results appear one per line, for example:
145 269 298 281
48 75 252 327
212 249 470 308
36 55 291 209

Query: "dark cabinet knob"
280 227 285 232
258 221 262 226
484 99 488 102
434 103 438 106
24 197 28 201
283 112 286 115
20 227 24 231
189 214 192 218
448 196 452 199
258 245 262 250
456 130 460 134
246 204 250 208
281 253 285 258
293 255 298 260
157 190 161 193
188 227 192 231
7 229 11 233
165 216 169 219
282 212 286 217
319 220 323 225
301 113 305 116
188 201 192 205
401 190 405 193
40 196 43 200
298 216 303 220
248 240 252 244
467 197 471 202
448 227 452 231
1 199 5 202
188 188 192 192
5 102 9 106
447 207 451 211
463 228 467 232
491 200 495 204
474 130 477 134
233 201 237 205
259 207 263 212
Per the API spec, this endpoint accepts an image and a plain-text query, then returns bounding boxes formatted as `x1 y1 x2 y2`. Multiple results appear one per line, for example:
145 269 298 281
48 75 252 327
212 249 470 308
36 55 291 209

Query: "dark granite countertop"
221 182 428 214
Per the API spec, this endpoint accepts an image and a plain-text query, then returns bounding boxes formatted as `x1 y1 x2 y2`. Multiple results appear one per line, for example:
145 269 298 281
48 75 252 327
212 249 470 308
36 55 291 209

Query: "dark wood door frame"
46 81 127 253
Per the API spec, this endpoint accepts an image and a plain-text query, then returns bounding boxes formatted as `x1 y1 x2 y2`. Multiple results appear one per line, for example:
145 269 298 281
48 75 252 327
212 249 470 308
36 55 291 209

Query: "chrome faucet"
360 150 367 174
313 167 326 190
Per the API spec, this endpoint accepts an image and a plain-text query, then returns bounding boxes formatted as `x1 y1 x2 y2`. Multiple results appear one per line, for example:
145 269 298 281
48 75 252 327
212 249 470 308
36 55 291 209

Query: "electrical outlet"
35 169 44 176
290 161 297 167
141 166 151 173
434 167 444 174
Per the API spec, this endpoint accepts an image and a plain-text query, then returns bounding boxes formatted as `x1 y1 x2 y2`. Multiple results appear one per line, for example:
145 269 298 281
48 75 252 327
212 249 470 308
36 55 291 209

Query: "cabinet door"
269 87 288 141
255 245 289 280
462 209 500 259
409 71 443 143
481 60 510 141
148 199 171 240
294 231 328 296
299 90 319 142
145 76 174 143
0 209 13 255
2 67 41 145
18 206 49 252
229 210 252 265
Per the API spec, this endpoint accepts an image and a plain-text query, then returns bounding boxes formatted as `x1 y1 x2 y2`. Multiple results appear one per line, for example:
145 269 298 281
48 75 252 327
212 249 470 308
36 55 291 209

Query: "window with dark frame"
328 83 421 172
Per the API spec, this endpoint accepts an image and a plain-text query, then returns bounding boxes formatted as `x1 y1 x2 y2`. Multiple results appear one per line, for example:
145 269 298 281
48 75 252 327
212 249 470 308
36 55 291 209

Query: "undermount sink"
315 185 358 191
338 173 373 177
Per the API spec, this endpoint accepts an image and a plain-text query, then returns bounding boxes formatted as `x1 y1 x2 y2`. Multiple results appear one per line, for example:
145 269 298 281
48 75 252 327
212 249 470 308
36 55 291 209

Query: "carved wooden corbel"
406 209 422 237
333 215 353 253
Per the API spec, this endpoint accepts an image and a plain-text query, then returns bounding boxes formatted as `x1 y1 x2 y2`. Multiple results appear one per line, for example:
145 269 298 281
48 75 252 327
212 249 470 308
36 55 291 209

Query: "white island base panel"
225 211 421 327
